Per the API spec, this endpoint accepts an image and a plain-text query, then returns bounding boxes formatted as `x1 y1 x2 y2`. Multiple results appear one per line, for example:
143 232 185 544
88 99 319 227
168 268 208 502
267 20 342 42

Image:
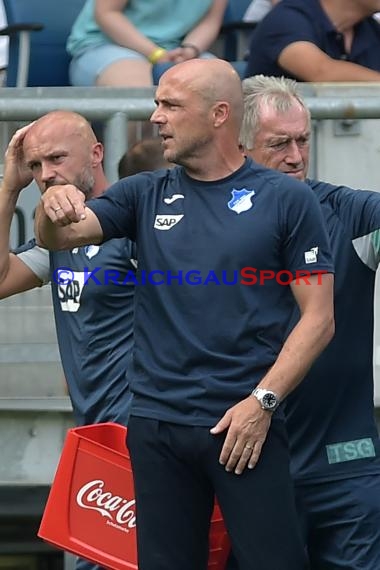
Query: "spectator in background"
245 0 380 81
67 0 227 87
240 74 380 569
118 136 172 178
243 0 279 23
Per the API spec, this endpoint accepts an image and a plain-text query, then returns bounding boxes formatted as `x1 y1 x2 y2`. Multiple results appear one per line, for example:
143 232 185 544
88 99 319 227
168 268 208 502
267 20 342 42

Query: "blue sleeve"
86 177 138 242
322 184 380 239
280 179 334 275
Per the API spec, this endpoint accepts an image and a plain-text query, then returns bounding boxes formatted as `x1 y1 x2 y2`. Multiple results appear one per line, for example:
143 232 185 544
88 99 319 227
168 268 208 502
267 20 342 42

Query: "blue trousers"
127 416 307 570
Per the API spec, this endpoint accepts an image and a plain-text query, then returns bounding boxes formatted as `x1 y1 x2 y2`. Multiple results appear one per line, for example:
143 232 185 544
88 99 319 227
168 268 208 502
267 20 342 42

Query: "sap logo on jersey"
57 271 86 312
154 214 184 230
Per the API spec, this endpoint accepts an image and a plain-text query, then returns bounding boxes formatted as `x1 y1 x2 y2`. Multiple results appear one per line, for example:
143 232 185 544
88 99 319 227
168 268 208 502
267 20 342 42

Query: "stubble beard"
167 134 211 167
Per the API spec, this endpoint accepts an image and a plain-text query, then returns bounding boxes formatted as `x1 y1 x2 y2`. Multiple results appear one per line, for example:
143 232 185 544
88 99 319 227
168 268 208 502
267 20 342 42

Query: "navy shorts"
295 474 380 569
127 416 307 570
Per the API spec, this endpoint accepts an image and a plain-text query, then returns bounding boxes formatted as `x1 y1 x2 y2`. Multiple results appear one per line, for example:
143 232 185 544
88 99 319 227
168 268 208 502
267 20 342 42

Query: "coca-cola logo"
76 479 136 528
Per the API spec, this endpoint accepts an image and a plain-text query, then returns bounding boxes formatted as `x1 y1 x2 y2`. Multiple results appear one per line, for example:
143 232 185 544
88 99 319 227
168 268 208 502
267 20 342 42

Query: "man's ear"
92 142 104 167
213 102 230 128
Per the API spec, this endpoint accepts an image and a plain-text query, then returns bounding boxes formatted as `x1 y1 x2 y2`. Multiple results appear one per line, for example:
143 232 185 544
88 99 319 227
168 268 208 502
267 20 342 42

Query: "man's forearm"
34 202 77 250
0 186 20 282
36 187 103 250
257 309 334 401
34 202 56 248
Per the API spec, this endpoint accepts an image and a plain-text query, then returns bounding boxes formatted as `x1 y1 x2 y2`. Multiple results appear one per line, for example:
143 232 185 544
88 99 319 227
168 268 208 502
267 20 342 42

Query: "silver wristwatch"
251 387 279 412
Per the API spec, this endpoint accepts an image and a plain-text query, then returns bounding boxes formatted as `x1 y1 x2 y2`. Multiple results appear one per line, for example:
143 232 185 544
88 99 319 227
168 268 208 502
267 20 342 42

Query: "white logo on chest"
154 214 184 230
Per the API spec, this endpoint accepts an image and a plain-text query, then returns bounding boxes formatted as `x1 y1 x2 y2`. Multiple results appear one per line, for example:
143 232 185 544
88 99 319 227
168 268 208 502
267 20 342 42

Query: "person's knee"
96 59 152 87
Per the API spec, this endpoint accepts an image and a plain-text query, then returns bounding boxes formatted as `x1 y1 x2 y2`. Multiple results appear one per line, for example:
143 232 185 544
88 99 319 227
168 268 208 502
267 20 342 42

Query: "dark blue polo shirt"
285 181 380 483
245 0 380 79
87 159 333 427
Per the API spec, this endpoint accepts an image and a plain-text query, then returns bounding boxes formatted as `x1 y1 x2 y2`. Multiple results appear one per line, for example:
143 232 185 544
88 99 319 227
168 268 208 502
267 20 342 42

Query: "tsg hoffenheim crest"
228 188 255 214
84 245 100 259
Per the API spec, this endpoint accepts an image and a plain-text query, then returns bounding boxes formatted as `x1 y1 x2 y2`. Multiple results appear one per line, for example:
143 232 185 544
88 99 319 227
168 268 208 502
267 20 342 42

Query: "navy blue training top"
88 158 333 426
17 239 135 426
245 0 380 79
286 180 380 483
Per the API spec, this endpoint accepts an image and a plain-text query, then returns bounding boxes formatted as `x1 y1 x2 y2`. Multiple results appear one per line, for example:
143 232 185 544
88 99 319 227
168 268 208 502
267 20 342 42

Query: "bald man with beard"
0 111 137 570
37 59 335 570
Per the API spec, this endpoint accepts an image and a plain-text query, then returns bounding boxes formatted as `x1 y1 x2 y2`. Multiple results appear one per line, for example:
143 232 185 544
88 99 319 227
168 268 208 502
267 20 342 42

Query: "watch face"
262 392 278 409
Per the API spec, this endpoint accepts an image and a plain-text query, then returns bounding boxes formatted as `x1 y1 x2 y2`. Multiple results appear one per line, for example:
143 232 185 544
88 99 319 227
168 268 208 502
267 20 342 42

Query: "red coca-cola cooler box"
38 422 230 570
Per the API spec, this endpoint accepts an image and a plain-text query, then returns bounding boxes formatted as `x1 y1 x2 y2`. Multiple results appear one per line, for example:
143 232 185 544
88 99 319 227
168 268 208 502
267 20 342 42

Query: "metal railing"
1 85 380 182
0 86 156 182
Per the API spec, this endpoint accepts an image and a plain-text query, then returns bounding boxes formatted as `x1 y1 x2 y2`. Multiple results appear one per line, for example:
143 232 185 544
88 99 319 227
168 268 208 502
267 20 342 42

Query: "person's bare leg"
96 59 152 87
96 59 155 144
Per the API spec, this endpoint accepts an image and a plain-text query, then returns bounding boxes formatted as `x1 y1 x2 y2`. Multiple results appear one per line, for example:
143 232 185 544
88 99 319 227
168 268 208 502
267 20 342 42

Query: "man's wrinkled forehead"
156 75 189 100
157 64 206 97
25 119 82 151
260 102 310 131
23 133 70 167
